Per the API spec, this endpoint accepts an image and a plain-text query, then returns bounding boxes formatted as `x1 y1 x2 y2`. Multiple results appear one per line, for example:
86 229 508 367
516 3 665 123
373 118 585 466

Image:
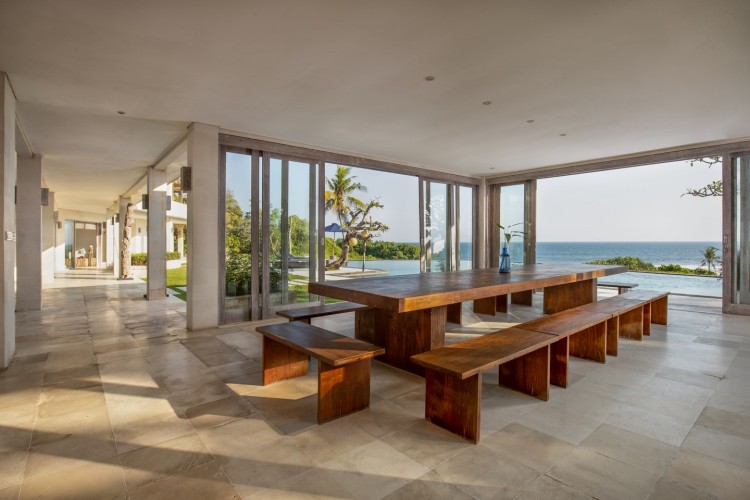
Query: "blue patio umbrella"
324 222 347 260
324 222 346 236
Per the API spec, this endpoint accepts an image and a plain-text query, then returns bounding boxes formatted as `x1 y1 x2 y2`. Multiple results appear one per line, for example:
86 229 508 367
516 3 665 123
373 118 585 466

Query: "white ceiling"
1 0 749 213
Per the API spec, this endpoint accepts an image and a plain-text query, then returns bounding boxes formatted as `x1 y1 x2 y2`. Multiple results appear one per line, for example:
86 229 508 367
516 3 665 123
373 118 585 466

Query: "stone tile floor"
1 282 749 499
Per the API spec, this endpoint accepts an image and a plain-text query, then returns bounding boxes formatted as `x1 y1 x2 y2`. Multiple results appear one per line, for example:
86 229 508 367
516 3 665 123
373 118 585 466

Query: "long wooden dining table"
308 263 627 375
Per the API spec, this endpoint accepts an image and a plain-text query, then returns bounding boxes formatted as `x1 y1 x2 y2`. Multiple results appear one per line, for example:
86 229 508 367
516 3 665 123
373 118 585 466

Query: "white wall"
0 73 16 368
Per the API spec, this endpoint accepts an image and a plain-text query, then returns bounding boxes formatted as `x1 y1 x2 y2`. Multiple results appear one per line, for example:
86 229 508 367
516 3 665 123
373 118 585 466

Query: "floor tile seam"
578 424 681 476
479 431 578 474
681 425 750 467
118 431 211 494
510 474 589 500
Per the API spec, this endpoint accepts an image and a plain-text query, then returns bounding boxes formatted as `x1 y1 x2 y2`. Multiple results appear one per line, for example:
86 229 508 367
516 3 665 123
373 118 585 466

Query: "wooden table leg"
355 308 375 343
543 279 596 314
643 303 652 336
511 290 533 306
262 336 309 385
317 358 371 424
425 369 481 443
447 303 463 324
372 306 446 376
473 297 496 315
496 294 508 313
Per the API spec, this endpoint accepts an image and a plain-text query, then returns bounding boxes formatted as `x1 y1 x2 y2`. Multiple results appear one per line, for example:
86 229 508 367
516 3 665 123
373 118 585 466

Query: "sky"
537 160 722 242
226 153 723 243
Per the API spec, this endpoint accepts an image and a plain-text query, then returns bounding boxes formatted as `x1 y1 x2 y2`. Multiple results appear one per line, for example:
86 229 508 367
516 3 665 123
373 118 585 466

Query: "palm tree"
325 166 367 226
700 246 721 273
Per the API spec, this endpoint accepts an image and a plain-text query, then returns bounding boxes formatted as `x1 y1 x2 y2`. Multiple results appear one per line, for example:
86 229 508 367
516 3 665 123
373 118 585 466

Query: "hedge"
131 252 182 265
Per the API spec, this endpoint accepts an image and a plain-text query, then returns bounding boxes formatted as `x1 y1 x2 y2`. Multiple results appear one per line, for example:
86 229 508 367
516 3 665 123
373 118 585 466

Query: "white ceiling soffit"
1 0 749 203
17 101 186 213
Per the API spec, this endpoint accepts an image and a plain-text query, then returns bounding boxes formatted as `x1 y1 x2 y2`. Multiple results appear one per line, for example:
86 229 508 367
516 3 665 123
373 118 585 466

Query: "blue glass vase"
499 245 511 273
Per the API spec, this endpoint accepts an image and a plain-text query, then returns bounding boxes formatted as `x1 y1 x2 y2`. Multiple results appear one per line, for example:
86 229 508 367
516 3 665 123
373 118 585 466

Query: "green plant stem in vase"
497 223 524 273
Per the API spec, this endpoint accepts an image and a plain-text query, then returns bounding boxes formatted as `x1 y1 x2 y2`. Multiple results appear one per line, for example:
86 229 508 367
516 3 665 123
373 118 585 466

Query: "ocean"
345 241 723 297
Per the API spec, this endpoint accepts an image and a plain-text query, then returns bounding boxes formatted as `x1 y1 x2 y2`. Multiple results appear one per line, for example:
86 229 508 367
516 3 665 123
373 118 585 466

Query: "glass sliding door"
420 179 474 272
422 181 452 272
726 153 750 314
458 185 474 270
222 148 318 323
267 157 317 310
224 151 254 322
499 184 526 265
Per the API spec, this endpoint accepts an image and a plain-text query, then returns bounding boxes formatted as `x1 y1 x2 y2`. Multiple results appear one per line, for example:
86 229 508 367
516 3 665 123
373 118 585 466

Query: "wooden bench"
515 308 613 387
597 281 638 294
411 328 559 443
618 289 669 335
256 321 384 423
276 301 369 324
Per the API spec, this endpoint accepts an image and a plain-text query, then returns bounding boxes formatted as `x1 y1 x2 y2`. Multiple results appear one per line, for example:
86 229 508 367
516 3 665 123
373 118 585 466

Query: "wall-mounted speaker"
41 188 49 206
181 166 192 192
142 194 149 210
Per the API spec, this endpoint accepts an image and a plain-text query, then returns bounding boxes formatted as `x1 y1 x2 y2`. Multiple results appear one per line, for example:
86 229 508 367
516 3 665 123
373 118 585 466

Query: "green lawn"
166 264 187 301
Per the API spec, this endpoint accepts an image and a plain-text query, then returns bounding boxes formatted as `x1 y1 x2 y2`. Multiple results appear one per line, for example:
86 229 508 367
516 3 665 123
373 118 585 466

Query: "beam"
486 137 750 185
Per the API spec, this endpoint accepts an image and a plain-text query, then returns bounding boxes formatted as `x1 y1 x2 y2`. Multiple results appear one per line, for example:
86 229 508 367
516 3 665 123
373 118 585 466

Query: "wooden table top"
308 263 627 313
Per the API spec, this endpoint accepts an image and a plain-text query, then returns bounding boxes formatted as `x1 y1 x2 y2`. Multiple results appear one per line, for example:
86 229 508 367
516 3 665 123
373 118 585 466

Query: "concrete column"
166 220 175 253
16 155 41 311
41 191 55 284
118 196 131 278
147 168 167 300
187 123 219 330
0 73 17 368
177 225 184 258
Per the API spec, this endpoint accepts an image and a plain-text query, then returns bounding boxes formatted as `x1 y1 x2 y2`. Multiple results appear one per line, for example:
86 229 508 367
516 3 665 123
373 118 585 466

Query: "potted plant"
497 223 524 273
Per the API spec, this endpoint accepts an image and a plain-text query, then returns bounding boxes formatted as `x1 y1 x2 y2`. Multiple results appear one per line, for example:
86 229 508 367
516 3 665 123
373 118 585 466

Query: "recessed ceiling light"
425 76 435 81
560 133 567 136
482 101 492 106
526 119 535 123
117 110 125 115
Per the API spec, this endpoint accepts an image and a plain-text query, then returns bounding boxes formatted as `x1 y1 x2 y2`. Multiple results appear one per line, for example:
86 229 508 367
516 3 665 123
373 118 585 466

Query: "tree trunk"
328 239 351 269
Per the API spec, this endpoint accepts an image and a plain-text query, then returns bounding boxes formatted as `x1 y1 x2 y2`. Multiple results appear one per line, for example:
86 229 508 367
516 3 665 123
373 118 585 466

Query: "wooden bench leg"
496 294 508 313
619 308 644 341
262 336 309 385
511 290 533 306
499 346 550 401
447 303 463 324
569 322 606 363
606 317 619 357
550 338 569 388
473 296 496 316
643 303 652 336
651 297 668 325
425 369 481 443
317 358 371 424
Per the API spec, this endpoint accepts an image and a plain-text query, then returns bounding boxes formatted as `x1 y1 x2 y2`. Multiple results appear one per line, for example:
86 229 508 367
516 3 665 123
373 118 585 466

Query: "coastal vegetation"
325 238 420 261
586 255 719 276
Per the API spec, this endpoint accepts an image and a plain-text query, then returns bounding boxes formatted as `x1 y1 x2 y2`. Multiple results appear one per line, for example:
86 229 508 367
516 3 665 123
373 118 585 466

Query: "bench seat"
256 321 384 423
411 327 558 442
516 308 613 386
597 281 638 294
276 301 369 324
